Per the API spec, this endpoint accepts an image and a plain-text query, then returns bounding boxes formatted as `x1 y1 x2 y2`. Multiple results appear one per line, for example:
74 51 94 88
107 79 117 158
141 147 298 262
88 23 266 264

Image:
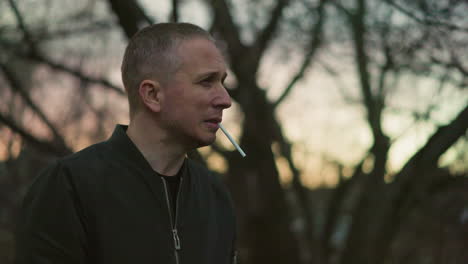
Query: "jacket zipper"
161 177 183 264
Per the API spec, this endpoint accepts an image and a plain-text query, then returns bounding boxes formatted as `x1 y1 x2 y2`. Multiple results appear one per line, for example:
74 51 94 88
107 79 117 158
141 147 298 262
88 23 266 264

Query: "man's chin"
195 135 216 148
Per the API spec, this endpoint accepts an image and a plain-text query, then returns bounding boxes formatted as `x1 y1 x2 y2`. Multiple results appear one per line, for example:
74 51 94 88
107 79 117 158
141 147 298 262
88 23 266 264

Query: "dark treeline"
0 0 467 263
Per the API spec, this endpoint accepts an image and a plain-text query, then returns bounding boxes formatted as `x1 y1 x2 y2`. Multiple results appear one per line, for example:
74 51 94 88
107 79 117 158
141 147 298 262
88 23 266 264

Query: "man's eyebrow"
197 71 228 80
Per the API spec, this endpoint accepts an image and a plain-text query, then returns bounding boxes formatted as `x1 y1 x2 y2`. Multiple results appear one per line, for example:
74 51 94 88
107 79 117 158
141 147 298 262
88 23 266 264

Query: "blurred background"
0 0 467 263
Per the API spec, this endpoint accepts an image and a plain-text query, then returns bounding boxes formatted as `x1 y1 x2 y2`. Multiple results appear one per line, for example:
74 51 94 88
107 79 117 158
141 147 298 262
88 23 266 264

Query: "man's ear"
139 79 162 112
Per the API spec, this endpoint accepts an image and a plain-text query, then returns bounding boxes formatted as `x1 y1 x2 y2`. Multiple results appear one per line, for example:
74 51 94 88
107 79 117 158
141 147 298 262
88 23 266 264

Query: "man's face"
159 37 232 148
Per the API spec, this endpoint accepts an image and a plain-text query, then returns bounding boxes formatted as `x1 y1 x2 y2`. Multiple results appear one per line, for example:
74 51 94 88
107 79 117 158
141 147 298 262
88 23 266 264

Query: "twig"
273 0 327 108
0 63 70 151
0 112 71 156
384 0 468 32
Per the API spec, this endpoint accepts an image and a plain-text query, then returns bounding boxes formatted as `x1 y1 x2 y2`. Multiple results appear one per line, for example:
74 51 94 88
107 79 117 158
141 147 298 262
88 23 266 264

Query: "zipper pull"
173 229 181 250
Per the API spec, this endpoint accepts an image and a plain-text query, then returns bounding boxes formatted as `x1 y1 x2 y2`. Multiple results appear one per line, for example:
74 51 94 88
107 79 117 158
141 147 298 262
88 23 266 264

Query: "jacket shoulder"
49 141 114 186
187 159 233 204
60 141 109 167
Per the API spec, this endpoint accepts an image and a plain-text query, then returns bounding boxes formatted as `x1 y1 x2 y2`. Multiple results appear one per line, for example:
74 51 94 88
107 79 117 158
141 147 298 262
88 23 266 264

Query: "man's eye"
200 78 213 86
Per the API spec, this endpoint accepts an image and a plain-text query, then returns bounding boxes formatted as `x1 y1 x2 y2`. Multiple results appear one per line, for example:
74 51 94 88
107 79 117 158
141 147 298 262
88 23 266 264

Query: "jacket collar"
106 124 156 174
107 124 189 176
106 124 192 226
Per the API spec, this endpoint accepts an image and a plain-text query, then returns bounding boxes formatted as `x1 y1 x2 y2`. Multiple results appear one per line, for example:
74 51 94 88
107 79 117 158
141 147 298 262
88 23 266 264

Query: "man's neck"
126 116 186 176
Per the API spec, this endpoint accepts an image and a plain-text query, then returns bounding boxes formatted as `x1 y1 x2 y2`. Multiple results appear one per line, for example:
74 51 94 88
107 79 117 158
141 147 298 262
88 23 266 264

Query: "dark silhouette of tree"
0 0 466 264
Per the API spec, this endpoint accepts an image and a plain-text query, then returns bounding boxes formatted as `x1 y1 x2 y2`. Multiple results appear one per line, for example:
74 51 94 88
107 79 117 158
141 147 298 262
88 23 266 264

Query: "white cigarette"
219 123 246 158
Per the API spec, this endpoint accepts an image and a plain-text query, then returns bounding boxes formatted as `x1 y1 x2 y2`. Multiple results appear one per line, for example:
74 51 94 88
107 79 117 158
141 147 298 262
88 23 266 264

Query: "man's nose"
213 85 232 109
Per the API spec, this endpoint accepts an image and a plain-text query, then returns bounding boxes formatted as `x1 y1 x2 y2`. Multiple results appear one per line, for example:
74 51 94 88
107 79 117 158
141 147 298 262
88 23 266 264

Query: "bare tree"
1 1 466 264
320 0 468 263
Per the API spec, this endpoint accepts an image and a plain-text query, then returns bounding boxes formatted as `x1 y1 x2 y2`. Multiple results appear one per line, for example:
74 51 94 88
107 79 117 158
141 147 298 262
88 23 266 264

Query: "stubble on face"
158 37 230 150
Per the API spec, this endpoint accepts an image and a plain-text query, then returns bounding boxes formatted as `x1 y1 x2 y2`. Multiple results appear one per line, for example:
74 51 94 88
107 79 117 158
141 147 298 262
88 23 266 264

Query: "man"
15 23 237 264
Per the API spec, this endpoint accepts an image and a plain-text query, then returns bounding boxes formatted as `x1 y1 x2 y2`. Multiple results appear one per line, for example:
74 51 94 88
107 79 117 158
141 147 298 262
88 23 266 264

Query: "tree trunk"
374 104 468 261
226 87 300 264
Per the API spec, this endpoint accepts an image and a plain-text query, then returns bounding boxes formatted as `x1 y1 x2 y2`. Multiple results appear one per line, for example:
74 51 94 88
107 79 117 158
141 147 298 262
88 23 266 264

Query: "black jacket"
15 125 237 264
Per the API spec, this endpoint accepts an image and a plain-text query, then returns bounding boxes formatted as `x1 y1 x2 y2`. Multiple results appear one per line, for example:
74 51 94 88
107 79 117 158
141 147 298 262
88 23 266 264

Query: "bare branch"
374 104 468 261
0 112 71 156
351 0 373 113
209 0 246 61
397 105 468 183
0 40 124 96
329 0 353 17
5 0 124 96
31 53 125 95
271 118 326 262
376 45 393 100
321 153 368 261
273 0 327 109
1 17 114 43
107 0 154 39
320 60 361 104
6 0 36 49
384 0 468 32
36 21 115 41
431 55 468 78
171 0 179 22
0 63 69 151
347 0 389 145
253 0 291 62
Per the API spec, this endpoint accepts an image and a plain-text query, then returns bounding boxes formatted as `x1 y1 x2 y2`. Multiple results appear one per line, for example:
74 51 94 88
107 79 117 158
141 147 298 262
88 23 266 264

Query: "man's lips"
204 117 222 124
204 118 222 130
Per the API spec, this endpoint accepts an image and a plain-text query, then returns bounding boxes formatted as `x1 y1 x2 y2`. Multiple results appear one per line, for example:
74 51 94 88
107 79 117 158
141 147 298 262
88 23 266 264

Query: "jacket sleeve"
15 161 88 264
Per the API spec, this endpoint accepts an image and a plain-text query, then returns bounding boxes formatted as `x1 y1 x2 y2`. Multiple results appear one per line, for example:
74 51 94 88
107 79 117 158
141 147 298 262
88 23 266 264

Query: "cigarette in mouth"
218 123 246 158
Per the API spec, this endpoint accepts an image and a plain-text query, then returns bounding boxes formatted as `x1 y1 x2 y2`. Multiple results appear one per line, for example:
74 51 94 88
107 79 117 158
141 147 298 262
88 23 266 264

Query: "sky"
135 0 467 187
1 0 466 188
